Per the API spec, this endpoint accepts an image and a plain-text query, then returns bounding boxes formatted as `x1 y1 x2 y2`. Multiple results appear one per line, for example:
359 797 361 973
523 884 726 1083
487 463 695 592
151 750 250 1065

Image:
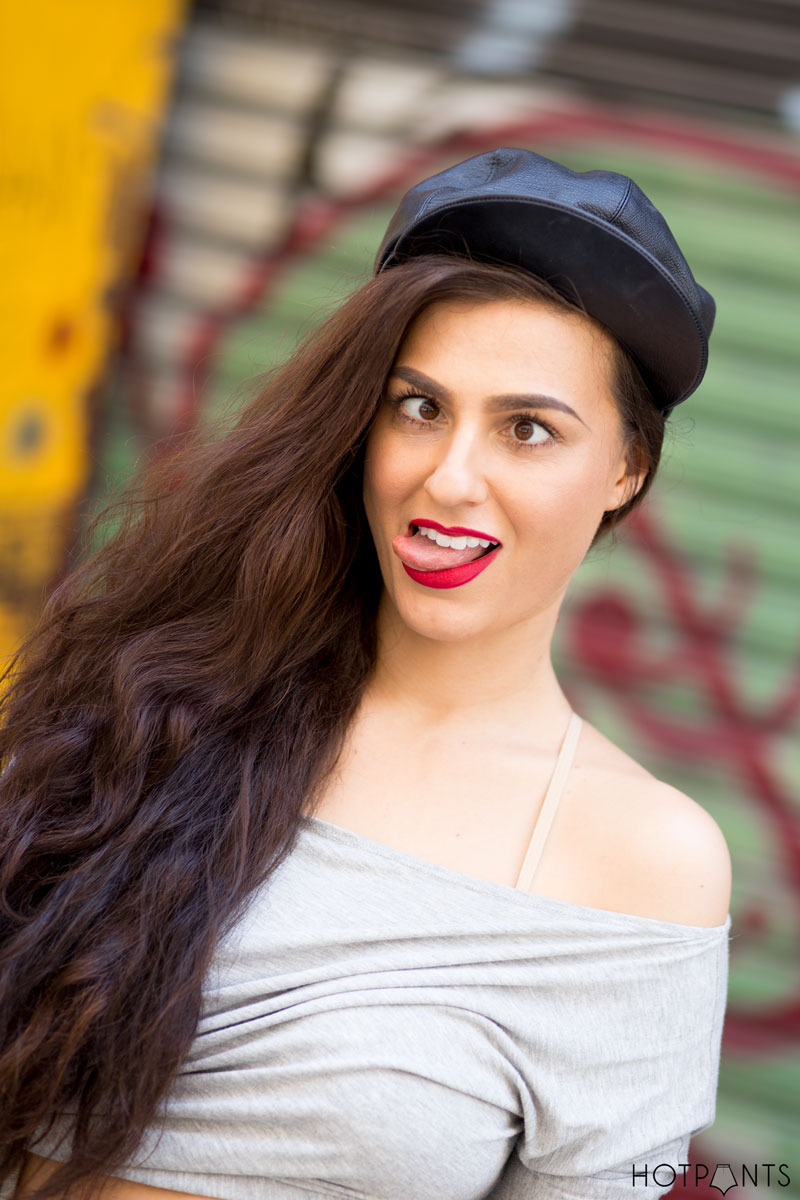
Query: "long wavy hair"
0 255 664 1200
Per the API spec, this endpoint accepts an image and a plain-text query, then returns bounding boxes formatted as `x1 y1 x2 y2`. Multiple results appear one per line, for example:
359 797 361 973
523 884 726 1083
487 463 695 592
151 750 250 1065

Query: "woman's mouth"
391 521 502 590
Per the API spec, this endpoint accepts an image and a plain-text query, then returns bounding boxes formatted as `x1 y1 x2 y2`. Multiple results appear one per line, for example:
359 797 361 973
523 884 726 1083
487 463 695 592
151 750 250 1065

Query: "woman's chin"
391 593 497 644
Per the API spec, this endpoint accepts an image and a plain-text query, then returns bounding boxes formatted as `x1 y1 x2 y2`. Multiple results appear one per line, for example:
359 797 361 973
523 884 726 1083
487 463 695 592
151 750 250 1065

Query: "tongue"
392 529 491 571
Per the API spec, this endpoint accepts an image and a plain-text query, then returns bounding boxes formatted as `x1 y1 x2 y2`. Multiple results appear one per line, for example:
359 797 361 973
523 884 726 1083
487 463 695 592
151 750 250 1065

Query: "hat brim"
376 196 710 411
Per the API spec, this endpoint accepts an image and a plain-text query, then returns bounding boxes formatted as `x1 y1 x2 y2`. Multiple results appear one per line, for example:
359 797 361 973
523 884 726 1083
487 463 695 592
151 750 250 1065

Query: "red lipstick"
396 518 502 590
402 546 501 590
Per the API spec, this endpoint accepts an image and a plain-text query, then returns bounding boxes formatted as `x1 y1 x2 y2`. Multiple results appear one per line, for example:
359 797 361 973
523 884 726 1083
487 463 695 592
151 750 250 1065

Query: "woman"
2 148 731 1200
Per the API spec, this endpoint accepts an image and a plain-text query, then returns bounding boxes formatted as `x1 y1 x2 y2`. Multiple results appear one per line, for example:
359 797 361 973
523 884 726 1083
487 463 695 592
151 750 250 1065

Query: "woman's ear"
606 445 648 513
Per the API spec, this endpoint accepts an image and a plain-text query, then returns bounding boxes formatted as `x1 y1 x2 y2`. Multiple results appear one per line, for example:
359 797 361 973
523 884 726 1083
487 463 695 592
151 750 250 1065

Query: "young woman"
2 148 731 1200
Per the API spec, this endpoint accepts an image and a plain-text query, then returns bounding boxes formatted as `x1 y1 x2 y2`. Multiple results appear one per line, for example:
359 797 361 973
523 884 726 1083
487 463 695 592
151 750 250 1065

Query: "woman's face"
362 296 644 644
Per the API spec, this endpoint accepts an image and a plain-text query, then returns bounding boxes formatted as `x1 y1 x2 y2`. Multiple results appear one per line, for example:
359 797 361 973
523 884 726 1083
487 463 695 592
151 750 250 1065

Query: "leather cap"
374 148 716 415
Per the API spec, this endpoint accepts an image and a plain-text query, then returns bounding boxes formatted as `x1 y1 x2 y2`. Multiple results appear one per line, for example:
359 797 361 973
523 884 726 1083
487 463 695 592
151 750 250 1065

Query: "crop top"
23 712 731 1200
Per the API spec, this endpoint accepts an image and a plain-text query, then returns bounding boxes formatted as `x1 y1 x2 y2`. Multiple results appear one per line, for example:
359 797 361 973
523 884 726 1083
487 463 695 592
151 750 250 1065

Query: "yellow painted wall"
0 0 186 662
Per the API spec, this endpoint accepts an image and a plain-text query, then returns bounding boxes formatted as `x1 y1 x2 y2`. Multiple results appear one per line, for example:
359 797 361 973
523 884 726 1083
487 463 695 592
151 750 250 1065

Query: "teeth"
415 526 497 549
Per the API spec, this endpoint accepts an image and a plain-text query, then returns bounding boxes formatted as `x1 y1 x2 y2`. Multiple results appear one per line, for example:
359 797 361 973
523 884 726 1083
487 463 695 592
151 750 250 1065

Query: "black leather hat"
374 147 716 415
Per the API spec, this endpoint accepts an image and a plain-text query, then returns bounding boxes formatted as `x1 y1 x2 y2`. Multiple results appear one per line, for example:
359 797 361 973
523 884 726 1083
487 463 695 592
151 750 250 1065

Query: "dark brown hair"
0 256 663 1200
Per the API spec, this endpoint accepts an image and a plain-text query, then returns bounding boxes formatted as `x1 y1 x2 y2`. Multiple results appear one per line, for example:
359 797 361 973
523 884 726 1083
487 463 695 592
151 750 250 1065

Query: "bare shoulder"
565 720 732 928
624 775 733 927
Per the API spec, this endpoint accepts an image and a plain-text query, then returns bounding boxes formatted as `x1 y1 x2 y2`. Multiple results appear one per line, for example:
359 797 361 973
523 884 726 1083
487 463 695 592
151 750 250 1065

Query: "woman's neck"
366 591 572 740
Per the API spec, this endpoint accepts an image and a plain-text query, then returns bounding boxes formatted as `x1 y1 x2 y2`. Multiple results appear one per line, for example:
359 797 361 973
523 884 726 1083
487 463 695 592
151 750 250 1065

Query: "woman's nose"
423 426 490 508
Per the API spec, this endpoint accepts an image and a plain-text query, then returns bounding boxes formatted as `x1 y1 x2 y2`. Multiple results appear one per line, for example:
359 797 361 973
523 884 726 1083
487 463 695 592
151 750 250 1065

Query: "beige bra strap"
514 711 583 893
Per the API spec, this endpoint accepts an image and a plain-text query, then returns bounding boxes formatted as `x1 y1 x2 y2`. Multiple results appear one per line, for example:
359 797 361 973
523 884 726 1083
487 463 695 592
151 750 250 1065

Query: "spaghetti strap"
514 711 583 893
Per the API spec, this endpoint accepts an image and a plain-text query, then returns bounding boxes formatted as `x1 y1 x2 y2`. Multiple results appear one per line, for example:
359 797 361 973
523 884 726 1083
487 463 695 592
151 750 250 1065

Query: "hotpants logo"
630 1163 791 1190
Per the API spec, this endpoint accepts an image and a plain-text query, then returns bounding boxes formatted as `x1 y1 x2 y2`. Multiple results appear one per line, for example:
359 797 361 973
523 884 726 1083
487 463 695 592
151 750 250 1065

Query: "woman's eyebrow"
389 366 589 428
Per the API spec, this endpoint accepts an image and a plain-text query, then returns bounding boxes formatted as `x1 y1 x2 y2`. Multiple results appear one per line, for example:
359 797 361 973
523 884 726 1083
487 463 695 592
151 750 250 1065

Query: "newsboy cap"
374 147 716 415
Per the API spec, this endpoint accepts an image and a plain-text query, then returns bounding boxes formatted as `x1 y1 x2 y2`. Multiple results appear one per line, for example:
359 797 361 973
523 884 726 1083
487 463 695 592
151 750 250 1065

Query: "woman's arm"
485 782 732 1199
13 1154 211 1200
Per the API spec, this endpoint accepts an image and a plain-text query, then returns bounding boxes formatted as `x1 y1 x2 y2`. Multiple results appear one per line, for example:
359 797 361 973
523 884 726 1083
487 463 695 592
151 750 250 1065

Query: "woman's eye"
398 394 439 421
512 417 552 445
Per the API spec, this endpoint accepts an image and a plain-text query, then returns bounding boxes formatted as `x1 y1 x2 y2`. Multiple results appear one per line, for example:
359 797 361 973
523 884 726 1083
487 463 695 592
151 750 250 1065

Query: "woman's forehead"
401 294 613 349
394 298 618 391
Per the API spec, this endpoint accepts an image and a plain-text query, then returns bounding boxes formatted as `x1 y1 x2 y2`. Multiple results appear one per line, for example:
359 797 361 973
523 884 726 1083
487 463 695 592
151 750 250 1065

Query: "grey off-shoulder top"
25 714 731 1200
